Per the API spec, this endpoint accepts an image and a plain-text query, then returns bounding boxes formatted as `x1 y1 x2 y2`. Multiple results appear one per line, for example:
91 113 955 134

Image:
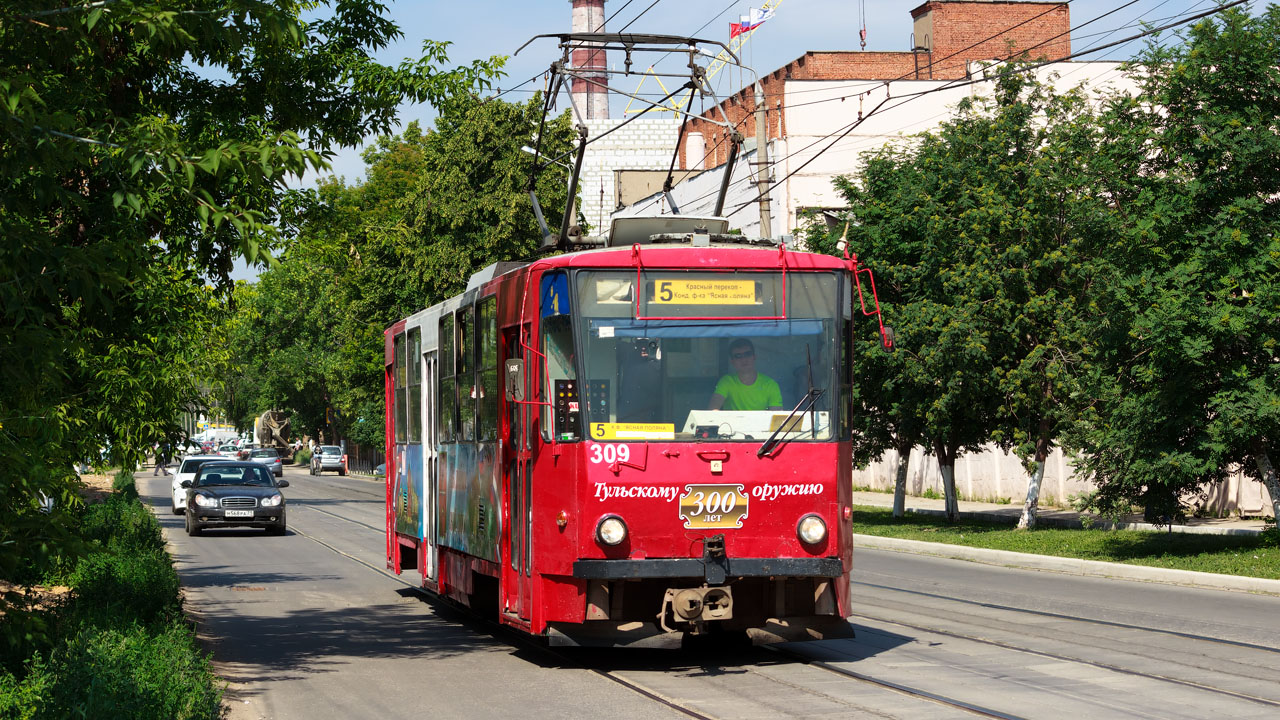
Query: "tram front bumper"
571 556 842 582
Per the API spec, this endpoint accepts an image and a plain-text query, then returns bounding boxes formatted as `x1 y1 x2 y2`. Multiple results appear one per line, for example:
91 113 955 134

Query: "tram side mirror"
881 326 896 352
505 359 525 401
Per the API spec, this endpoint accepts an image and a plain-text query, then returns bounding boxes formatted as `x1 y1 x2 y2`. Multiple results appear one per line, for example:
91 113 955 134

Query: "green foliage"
214 96 576 446
1 0 498 633
920 488 942 500
1 493 218 718
295 447 312 466
78 493 165 556
0 622 221 720
111 469 138 500
1064 7 1280 522
65 550 182 629
817 64 1115 520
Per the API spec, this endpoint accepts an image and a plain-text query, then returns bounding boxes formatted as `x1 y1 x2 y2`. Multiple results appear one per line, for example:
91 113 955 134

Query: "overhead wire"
646 0 1237 217
616 0 664 33
634 0 1244 215
722 0 1253 218
680 0 1092 190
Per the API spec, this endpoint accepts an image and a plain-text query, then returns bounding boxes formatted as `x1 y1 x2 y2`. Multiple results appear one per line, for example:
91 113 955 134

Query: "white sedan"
171 455 232 514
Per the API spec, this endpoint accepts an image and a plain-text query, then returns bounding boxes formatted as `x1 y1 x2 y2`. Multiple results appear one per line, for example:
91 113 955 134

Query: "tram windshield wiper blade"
757 387 824 458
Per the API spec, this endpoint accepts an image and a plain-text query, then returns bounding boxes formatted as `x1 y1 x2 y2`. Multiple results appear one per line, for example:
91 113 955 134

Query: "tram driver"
708 338 784 411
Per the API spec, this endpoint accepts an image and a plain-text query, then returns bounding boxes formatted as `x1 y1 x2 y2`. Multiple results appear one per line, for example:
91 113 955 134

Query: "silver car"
248 448 283 477
310 445 345 475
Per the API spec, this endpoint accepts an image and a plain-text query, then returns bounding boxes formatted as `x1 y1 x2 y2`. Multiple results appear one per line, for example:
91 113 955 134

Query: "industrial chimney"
570 0 609 119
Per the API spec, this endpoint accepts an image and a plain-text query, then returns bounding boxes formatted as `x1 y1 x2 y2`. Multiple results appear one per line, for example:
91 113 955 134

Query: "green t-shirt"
713 373 782 411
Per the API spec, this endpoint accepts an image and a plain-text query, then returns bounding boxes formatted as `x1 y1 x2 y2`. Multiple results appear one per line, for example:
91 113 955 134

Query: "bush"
1 622 221 720
294 447 311 466
79 493 164 554
66 549 181 628
111 469 138 499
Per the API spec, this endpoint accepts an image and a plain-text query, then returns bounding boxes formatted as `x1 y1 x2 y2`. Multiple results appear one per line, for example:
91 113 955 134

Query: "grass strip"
852 505 1280 580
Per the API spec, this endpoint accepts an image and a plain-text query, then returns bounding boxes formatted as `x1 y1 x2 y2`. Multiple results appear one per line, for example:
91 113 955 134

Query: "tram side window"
438 313 456 443
394 333 407 443
457 305 476 442
542 314 579 442
407 327 422 443
478 297 498 442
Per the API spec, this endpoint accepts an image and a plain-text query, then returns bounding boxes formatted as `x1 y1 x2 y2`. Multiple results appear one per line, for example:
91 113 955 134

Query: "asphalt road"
140 466 1280 720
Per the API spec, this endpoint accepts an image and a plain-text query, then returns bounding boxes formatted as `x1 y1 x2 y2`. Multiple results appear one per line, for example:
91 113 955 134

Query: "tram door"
501 325 533 621
422 349 438 584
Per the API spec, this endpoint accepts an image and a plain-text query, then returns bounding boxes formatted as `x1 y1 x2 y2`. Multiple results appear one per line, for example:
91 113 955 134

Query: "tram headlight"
797 514 827 545
596 515 628 546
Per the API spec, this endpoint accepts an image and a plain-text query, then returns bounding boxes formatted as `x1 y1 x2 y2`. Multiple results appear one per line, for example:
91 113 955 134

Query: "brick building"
612 1 1118 239
681 1 1071 171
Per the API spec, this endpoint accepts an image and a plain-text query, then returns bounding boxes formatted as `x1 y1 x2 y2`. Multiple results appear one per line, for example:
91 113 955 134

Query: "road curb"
900 507 1264 536
853 534 1280 596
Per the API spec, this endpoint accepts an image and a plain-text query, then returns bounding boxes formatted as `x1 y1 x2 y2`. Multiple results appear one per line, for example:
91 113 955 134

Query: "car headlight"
596 516 627 546
193 494 217 508
797 514 827 545
261 494 283 507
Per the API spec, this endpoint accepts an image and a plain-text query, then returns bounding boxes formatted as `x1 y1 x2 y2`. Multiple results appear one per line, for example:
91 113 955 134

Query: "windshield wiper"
757 387 824 458
758 345 824 458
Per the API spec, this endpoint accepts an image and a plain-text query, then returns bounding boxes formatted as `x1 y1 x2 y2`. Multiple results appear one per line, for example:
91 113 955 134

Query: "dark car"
181 461 289 536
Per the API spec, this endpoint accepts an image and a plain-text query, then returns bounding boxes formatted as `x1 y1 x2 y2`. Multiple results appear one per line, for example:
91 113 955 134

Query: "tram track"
282 495 1280 718
758 644 1022 719
850 609 1280 710
285 501 1011 718
853 579 1280 656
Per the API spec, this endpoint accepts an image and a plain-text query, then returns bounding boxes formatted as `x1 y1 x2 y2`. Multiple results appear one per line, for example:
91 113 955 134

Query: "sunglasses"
730 350 754 360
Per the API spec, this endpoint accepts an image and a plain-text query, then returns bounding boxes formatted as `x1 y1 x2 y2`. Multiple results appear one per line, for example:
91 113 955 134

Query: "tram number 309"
588 443 631 464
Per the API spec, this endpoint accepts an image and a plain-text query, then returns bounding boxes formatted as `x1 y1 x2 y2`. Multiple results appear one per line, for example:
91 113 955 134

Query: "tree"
219 95 578 448
0 0 497 641
1067 7 1280 524
824 68 1115 525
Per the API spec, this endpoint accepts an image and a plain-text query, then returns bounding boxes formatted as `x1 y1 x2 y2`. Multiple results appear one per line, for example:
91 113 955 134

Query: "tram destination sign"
652 279 757 305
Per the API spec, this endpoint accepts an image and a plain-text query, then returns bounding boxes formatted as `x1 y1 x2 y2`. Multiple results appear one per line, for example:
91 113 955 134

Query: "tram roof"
535 243 849 271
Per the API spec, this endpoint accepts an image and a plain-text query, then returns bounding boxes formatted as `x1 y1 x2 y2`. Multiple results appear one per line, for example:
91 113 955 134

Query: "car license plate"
225 510 253 518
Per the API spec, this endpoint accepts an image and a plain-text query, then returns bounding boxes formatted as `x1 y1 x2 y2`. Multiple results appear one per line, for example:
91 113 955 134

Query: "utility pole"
754 82 773 239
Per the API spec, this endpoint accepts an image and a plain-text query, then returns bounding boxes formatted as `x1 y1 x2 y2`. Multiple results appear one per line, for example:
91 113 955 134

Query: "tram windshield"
573 270 843 443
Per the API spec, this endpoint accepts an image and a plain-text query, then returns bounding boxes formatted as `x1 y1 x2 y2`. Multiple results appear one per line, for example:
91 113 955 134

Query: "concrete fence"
851 445 1271 518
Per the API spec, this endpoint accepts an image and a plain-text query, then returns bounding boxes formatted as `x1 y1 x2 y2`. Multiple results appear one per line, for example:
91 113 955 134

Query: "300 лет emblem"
679 484 749 529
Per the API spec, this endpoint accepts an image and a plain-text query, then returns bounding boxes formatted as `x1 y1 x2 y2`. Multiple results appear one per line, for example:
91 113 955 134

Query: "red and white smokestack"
570 0 609 120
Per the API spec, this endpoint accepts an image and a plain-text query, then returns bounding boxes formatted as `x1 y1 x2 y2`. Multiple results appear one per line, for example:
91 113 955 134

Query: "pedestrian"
153 443 168 476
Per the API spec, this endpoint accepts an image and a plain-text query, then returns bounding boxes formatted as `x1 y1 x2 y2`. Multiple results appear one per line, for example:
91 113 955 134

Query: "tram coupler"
701 533 728 584
659 585 733 634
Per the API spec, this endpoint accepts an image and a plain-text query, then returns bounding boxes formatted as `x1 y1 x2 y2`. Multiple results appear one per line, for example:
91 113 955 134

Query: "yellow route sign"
652 279 756 305
590 422 675 441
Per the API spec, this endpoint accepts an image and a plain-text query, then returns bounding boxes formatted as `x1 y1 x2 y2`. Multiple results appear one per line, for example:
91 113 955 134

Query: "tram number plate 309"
679 484 749 529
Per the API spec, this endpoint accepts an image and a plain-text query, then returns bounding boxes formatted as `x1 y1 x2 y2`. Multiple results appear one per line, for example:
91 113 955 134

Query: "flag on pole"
730 7 774 39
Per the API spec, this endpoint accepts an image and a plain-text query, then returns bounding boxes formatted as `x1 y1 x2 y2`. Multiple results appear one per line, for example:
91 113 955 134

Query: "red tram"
384 215 890 647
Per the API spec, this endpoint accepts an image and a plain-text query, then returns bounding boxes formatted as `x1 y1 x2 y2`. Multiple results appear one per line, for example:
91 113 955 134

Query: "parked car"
181 461 289 536
373 463 385 478
171 455 232 514
247 448 283 477
310 445 345 476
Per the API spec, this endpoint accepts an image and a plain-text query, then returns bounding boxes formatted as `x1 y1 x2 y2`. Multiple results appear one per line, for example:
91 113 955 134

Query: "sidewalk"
851 490 1272 536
